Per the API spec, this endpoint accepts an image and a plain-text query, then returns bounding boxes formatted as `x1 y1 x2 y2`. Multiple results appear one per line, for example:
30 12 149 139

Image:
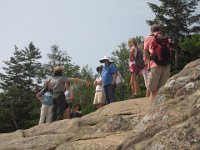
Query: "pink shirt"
144 35 157 68
129 46 137 67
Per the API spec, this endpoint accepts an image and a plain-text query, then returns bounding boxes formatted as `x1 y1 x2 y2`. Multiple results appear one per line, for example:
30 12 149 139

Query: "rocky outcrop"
0 59 200 150
0 97 150 150
122 59 200 150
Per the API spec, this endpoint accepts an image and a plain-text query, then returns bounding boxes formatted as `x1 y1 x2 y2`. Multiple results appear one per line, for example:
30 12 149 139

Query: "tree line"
0 0 199 133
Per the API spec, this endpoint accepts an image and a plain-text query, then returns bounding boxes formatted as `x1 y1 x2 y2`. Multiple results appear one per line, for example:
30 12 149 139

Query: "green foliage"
179 34 200 68
112 43 130 100
72 65 95 115
42 45 80 79
135 36 144 46
0 43 42 133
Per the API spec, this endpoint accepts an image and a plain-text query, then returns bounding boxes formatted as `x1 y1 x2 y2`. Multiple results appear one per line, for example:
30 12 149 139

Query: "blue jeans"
104 84 116 104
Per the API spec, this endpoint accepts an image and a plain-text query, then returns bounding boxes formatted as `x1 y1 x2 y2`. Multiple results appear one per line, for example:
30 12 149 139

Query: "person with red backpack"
144 24 172 103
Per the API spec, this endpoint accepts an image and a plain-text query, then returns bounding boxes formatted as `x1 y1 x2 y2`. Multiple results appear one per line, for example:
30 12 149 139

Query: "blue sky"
0 0 199 73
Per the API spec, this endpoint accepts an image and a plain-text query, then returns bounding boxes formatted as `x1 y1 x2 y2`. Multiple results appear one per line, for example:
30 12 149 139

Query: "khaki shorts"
148 65 170 92
93 91 105 105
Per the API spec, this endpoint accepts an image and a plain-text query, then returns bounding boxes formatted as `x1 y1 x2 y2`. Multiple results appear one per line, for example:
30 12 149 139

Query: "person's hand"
85 80 92 87
39 98 43 105
93 81 97 86
111 80 116 85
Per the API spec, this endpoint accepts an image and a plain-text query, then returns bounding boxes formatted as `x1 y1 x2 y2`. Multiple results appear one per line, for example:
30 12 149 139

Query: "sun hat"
99 56 113 63
54 65 63 72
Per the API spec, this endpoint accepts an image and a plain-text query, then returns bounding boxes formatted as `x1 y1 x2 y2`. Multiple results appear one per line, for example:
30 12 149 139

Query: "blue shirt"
40 89 53 106
101 63 117 86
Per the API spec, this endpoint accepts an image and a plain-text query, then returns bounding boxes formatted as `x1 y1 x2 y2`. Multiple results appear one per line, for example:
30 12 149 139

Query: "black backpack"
150 34 171 66
135 47 145 70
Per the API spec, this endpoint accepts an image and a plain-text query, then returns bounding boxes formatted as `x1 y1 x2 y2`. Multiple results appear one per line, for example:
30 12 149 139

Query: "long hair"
43 81 53 93
128 38 138 47
64 81 71 91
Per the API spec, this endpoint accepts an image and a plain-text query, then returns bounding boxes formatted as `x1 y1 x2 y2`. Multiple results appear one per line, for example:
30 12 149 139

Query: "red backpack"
150 33 172 66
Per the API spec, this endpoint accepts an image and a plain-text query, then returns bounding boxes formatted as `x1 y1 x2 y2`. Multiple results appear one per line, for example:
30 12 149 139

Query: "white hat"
99 56 113 63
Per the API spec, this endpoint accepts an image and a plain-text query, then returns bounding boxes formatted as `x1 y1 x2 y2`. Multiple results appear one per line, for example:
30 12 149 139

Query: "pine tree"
0 42 42 132
44 45 80 78
112 42 132 100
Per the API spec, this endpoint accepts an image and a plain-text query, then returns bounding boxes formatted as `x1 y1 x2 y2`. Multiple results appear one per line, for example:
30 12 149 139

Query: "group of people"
93 56 118 110
36 65 87 124
36 24 172 124
93 24 172 110
129 24 171 103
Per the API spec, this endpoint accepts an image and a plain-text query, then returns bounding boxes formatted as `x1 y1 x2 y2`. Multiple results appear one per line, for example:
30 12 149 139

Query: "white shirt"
95 76 104 91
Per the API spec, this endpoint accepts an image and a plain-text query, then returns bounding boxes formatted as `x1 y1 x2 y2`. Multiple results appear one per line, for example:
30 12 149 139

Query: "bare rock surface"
0 97 150 150
0 59 200 150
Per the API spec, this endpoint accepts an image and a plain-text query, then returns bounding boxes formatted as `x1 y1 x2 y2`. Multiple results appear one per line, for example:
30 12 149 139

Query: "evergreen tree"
135 36 144 46
147 0 200 69
73 65 95 114
111 42 131 100
179 33 200 67
43 45 80 78
44 46 95 114
0 43 42 132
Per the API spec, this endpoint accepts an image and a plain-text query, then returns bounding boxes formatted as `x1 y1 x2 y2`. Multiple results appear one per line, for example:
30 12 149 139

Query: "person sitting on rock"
70 103 83 118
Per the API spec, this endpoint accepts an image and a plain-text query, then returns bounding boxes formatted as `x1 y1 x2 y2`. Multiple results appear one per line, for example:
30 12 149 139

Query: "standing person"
128 38 140 98
50 65 91 122
93 65 105 109
36 81 53 124
144 24 171 103
99 56 117 104
64 81 74 119
140 44 150 97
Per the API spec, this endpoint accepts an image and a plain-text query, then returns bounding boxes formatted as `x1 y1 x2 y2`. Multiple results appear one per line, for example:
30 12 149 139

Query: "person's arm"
68 78 91 86
112 73 117 85
36 90 43 103
93 78 102 87
93 80 97 87
129 47 135 61
110 64 117 85
143 37 153 64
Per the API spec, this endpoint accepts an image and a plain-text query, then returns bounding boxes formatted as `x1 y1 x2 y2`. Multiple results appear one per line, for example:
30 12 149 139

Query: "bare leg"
150 91 157 103
99 103 104 108
146 89 150 97
65 108 71 119
130 73 135 96
96 104 100 110
133 74 139 95
131 72 139 96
